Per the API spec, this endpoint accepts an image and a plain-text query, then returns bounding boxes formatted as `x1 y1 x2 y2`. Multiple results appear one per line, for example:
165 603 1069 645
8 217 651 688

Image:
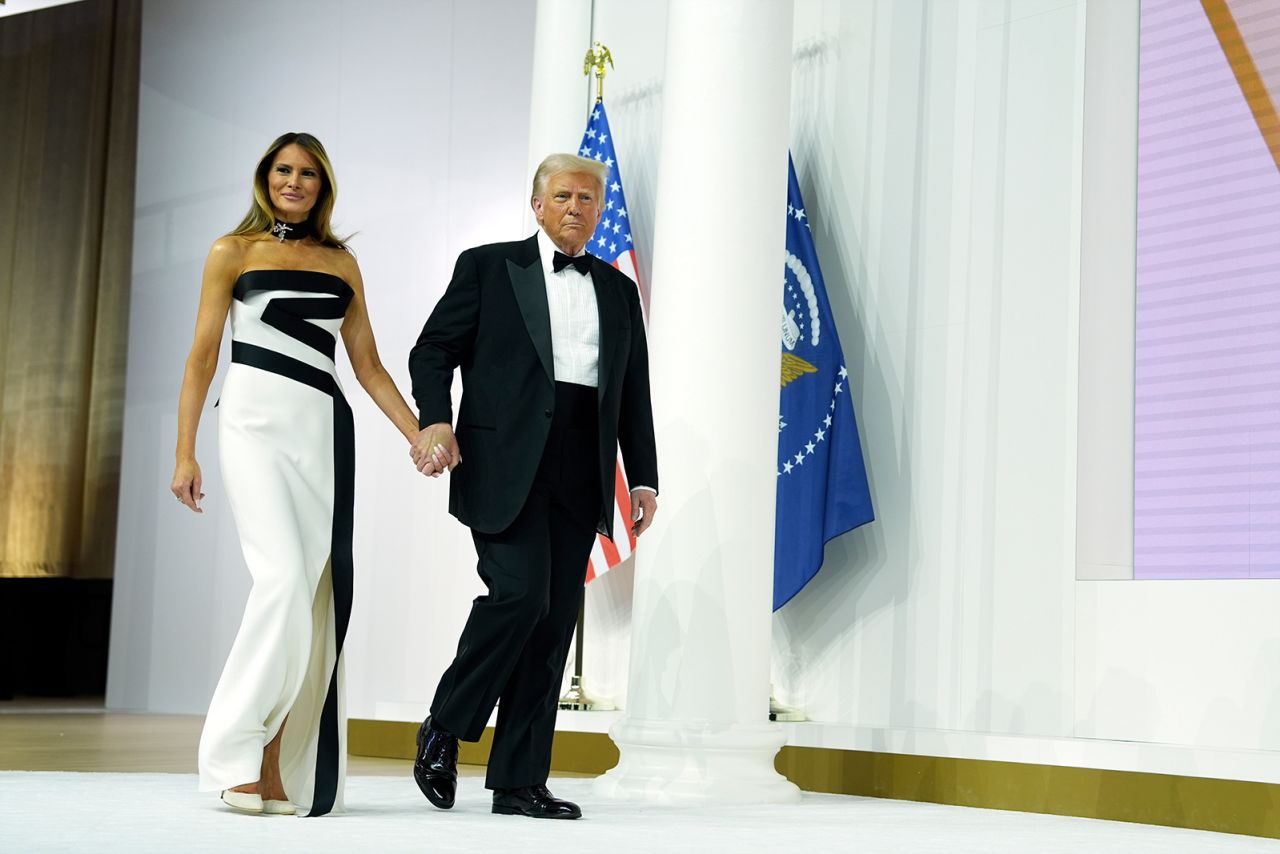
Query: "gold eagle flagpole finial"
583 41 613 103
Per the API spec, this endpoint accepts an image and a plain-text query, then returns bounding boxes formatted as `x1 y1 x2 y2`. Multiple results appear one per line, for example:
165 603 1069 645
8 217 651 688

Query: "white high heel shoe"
220 789 264 813
263 799 296 816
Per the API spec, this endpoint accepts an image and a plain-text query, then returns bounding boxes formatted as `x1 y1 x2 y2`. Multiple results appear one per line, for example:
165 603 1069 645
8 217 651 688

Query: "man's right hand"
410 422 461 478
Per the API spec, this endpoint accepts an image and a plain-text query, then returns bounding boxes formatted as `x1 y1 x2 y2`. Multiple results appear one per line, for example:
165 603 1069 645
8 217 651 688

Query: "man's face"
531 171 602 255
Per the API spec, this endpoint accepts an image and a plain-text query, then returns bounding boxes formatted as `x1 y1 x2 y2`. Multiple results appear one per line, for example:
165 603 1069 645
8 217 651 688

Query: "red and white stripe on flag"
579 100 644 584
585 247 642 583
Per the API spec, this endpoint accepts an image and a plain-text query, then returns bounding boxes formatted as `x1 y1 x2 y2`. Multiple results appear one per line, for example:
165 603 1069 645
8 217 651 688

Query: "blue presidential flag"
774 156 874 610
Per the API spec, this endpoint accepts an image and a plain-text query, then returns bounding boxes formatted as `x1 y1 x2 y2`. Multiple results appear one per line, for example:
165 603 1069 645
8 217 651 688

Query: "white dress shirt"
537 229 600 388
535 229 656 498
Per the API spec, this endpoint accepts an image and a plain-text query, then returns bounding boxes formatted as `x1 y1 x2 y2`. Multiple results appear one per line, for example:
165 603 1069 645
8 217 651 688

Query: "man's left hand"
630 489 658 538
410 422 459 477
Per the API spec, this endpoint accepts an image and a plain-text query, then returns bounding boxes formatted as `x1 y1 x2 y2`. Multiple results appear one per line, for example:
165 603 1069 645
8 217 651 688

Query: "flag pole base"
768 691 807 722
558 675 616 711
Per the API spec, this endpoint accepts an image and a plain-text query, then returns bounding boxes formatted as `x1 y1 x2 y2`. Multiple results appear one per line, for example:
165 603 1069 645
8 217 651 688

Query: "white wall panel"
1075 580 1280 753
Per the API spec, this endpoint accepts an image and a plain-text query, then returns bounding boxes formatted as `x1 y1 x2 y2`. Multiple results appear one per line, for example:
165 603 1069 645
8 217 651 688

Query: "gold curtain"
0 0 139 578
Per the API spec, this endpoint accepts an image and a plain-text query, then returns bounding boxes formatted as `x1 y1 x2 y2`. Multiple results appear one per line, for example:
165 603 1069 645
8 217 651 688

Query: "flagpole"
584 40 613 103
558 40 620 714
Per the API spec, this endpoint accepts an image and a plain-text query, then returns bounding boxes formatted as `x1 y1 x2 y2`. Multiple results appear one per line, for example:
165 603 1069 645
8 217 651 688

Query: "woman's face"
267 143 323 222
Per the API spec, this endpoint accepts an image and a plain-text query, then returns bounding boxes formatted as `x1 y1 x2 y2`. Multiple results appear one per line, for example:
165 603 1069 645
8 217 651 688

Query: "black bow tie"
552 251 592 276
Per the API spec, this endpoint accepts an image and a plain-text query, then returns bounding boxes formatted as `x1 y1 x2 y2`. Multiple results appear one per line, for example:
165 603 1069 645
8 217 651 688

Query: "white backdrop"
770 0 1280 762
107 0 536 718
108 0 1280 776
771 0 1087 736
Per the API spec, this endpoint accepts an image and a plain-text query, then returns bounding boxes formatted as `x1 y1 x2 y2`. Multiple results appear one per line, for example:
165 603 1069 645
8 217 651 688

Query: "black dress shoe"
491 784 582 819
413 717 459 809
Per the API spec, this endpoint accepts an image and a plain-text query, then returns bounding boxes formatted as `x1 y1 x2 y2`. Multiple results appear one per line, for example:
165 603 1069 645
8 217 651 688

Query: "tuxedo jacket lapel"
506 239 624 395
506 242 553 382
591 257 621 403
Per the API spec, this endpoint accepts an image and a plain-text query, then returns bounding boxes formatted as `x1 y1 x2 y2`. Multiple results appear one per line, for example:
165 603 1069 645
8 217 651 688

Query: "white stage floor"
1 773 1275 853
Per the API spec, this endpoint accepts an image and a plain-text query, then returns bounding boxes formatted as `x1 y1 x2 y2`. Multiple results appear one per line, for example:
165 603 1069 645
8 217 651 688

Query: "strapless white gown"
197 268 355 817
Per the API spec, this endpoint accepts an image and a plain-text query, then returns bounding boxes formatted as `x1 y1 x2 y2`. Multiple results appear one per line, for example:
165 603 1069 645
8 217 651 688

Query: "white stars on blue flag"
579 104 634 265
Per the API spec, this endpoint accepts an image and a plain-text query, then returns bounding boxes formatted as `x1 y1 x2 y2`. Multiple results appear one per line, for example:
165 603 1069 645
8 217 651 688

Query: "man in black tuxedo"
406 153 658 820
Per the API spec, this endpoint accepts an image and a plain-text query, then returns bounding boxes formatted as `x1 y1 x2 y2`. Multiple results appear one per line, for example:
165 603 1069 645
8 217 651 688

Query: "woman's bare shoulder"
325 243 361 280
209 233 255 260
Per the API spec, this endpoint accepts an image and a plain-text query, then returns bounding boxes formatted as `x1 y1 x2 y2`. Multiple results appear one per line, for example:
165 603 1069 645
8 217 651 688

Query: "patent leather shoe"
491 784 582 819
413 716 458 809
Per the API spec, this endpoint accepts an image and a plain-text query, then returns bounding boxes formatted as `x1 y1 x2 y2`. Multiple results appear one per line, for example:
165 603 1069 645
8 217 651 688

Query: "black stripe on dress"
234 270 354 362
234 269 352 301
262 297 348 360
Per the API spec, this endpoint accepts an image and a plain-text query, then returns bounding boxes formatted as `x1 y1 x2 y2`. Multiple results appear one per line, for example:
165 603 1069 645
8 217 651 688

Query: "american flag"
578 101 642 582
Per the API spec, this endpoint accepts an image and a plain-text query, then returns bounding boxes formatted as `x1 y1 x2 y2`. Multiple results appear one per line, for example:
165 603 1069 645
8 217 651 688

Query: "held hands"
171 458 206 513
407 422 650 540
410 423 460 478
630 489 658 538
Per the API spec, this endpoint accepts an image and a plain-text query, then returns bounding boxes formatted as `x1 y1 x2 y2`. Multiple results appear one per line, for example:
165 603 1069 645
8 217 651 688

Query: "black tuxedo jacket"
409 234 658 539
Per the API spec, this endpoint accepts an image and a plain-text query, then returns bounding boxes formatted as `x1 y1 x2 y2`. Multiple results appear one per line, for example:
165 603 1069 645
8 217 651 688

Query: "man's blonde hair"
531 153 608 199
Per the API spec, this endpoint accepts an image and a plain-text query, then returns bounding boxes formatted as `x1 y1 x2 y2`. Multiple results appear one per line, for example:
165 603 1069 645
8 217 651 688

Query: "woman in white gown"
170 132 440 816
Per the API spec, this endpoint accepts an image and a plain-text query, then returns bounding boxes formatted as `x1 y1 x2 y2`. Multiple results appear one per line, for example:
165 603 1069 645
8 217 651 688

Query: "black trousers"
430 382 600 790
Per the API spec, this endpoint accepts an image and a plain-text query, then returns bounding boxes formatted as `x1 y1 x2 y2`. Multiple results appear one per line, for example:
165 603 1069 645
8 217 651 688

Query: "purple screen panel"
1135 0 1280 579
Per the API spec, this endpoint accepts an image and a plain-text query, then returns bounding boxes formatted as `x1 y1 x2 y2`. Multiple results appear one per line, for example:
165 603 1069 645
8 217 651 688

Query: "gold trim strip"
350 719 1280 839
776 746 1280 840
1200 0 1280 174
347 719 620 775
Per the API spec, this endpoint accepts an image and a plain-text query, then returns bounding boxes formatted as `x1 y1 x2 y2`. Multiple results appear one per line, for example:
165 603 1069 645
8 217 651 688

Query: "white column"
524 0 593 232
593 0 799 805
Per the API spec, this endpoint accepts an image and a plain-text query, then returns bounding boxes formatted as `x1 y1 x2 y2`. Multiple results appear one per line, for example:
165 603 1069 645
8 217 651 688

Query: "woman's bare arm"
171 237 242 512
337 254 421 444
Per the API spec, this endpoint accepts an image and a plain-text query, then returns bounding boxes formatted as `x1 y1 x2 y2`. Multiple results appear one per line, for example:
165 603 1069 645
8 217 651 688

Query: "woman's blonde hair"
230 132 348 250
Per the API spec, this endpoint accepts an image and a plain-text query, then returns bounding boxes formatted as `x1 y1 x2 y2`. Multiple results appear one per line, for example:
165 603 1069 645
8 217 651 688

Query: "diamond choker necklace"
270 219 311 242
